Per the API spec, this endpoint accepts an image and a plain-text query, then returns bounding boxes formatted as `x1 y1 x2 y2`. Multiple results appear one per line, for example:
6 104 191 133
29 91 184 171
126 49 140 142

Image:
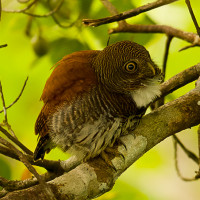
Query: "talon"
117 138 128 151
100 151 117 171
105 146 125 160
100 145 127 170
122 115 141 135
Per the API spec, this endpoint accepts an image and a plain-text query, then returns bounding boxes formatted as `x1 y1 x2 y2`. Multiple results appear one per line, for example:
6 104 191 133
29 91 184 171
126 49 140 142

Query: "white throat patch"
130 82 161 108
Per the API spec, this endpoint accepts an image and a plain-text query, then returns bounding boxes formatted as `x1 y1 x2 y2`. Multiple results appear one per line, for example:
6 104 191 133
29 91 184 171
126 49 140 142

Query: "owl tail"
33 135 51 161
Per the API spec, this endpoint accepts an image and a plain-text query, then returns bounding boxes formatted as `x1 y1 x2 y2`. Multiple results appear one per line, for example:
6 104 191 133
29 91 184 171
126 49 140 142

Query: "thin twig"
179 43 198 51
100 0 127 28
2 0 38 13
3 0 63 18
0 137 56 199
0 142 61 197
0 81 8 123
51 14 77 28
0 144 64 192
152 35 173 109
0 136 40 181
23 0 64 18
173 135 199 164
0 78 32 153
100 0 119 15
173 136 197 181
44 0 78 28
0 171 58 193
110 24 200 47
0 77 29 113
0 144 64 172
179 35 200 51
185 0 200 36
83 0 178 26
0 144 19 159
0 44 7 48
0 125 33 155
0 82 18 141
164 76 200 180
163 35 173 80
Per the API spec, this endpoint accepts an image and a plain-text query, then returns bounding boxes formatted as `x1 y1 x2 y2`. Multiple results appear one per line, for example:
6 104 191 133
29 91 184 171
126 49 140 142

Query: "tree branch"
83 0 178 26
100 0 119 15
2 0 38 13
0 77 28 114
173 136 198 181
162 36 173 80
0 64 199 197
0 126 32 155
160 63 200 97
110 24 200 47
173 134 199 165
185 0 200 36
0 145 63 173
2 0 64 18
0 44 7 48
2 71 200 199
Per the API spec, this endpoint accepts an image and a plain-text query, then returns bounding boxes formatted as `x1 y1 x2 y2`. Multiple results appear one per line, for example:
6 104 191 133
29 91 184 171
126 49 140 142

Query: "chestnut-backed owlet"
33 40 162 164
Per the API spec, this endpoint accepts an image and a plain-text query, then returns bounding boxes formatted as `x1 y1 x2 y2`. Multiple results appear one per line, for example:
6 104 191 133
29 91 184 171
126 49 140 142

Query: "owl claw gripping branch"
33 41 162 168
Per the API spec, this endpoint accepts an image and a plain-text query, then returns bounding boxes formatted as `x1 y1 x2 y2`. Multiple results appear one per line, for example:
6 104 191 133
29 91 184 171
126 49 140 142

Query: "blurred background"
0 0 200 199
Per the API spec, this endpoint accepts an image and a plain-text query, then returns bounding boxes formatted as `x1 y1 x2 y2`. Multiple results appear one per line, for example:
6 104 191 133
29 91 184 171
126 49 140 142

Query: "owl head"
92 40 163 107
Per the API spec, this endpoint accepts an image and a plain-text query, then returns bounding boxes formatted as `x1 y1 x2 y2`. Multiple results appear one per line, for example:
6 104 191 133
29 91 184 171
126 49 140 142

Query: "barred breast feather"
48 86 123 161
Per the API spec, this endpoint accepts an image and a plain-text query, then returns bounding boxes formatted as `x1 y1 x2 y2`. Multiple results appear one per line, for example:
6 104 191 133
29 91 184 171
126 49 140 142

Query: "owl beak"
147 62 156 76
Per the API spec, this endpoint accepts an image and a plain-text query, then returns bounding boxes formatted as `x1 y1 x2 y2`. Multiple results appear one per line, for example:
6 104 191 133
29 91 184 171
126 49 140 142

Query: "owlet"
33 41 162 164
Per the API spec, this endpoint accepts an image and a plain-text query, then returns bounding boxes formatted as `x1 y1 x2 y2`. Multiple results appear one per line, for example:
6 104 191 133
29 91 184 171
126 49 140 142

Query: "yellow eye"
125 62 137 72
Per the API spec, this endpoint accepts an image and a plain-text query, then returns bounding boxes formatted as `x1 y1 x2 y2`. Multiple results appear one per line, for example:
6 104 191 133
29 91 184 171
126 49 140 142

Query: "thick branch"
2 77 200 199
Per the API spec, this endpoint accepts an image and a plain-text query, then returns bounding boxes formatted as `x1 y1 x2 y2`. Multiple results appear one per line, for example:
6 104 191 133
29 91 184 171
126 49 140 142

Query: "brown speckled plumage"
34 40 162 161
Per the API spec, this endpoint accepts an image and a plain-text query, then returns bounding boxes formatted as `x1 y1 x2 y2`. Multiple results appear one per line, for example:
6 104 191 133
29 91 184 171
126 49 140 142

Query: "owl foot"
60 156 81 172
100 146 125 170
121 115 141 136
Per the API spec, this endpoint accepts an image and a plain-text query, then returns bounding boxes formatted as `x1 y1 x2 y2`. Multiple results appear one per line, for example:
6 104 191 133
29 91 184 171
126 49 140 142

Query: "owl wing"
34 50 99 160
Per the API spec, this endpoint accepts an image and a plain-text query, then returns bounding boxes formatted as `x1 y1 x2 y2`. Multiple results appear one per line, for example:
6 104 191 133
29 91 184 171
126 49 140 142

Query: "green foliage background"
0 0 200 199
